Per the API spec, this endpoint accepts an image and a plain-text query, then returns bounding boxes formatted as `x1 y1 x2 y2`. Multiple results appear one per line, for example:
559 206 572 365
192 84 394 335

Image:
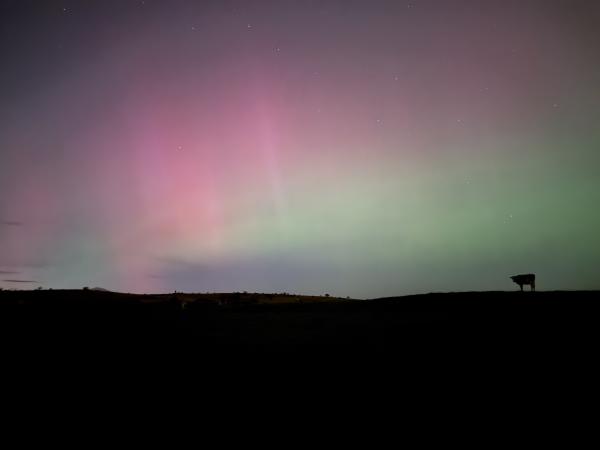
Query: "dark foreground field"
1 289 599 357
3 288 600 413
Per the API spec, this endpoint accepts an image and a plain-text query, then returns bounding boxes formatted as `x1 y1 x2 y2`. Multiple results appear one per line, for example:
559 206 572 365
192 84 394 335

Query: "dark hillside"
1 290 599 353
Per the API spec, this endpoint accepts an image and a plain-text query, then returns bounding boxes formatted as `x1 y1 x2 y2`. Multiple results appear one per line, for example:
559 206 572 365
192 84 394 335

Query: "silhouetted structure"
510 274 536 291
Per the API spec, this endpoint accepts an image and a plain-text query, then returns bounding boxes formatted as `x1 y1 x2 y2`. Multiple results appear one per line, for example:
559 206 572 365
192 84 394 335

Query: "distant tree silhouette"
510 274 536 291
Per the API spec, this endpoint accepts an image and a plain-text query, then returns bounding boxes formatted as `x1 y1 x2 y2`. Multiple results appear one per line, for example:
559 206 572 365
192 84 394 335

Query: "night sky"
1 0 599 297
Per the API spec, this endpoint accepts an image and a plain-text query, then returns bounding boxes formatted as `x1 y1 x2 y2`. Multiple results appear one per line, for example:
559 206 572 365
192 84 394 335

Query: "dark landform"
2 289 598 356
3 287 599 415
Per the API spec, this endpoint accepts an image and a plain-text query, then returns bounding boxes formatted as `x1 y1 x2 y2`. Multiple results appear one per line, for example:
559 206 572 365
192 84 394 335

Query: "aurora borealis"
1 0 599 297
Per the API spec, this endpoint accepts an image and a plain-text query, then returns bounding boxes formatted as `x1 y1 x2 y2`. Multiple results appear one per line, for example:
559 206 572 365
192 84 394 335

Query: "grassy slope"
1 289 598 348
